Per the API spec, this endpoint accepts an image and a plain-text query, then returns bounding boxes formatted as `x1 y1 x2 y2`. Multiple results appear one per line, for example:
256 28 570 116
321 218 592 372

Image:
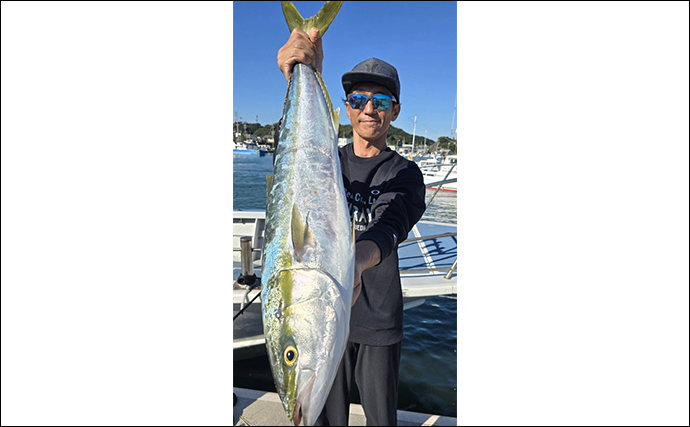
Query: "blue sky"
233 1 457 142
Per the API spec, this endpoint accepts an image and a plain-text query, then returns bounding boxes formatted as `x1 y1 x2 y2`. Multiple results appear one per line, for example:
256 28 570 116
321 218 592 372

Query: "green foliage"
254 124 275 138
437 136 457 154
335 123 417 146
234 121 278 139
338 124 353 138
385 125 419 146
245 123 262 134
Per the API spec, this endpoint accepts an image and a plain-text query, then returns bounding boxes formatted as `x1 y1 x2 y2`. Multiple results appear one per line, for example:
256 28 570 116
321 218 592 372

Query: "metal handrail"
402 232 456 243
444 259 458 280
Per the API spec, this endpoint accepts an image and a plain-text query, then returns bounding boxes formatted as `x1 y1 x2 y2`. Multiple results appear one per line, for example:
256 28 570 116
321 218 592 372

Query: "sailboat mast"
451 95 457 139
411 114 417 154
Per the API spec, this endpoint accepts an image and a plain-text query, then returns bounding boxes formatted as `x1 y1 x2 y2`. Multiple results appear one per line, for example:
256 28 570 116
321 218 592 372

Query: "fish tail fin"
281 1 343 36
282 1 343 133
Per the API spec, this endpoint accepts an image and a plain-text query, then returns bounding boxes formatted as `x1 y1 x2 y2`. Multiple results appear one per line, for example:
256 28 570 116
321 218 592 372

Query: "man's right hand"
277 27 323 82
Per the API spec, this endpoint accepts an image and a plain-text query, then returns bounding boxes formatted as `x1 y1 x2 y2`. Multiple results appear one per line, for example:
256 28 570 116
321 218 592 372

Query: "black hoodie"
339 143 427 345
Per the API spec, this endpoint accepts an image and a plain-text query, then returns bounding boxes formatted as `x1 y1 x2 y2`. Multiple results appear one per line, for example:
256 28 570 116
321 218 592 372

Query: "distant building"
338 138 352 147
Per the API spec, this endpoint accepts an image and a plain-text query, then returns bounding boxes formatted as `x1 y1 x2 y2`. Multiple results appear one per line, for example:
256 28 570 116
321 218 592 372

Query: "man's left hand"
352 240 381 306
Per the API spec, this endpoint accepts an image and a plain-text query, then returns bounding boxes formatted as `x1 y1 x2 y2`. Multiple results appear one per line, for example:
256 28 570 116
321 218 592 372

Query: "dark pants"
314 341 402 426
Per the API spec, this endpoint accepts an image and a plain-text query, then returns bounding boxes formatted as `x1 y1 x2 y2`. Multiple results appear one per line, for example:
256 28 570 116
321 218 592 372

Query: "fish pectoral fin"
291 204 316 262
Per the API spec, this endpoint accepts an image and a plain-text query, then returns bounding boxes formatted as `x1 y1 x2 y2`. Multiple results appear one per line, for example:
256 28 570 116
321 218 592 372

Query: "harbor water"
232 153 458 418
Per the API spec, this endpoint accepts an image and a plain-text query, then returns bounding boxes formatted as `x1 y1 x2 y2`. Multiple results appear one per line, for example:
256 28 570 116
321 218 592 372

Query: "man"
277 28 427 426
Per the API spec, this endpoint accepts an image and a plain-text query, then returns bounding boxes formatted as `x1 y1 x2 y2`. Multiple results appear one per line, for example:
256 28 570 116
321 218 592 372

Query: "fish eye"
284 345 298 366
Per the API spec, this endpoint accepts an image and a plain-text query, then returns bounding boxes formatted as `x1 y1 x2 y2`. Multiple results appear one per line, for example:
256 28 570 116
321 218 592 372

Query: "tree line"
235 121 456 153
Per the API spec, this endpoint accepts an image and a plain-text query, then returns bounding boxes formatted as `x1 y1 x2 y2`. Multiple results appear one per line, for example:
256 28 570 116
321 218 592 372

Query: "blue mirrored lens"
348 94 367 109
372 95 391 110
347 94 393 110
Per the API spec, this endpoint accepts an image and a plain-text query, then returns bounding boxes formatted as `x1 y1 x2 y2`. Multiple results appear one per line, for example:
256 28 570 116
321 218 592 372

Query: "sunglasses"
346 93 397 110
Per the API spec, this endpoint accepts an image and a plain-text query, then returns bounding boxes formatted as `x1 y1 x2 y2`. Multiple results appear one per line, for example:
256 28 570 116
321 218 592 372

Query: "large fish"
261 2 353 426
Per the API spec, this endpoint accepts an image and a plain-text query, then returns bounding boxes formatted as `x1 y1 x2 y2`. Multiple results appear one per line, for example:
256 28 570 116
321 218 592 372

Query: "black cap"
342 58 400 102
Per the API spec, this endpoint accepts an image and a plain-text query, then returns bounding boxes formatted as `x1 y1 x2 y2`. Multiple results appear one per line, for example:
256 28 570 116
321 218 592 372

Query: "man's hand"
277 27 323 82
353 263 363 307
352 240 381 307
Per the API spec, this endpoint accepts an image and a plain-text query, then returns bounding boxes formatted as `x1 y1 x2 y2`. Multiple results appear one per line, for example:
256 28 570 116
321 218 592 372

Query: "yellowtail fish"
261 2 352 426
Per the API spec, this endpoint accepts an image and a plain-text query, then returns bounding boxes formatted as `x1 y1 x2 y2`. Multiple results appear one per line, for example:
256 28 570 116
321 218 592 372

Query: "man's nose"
362 98 376 114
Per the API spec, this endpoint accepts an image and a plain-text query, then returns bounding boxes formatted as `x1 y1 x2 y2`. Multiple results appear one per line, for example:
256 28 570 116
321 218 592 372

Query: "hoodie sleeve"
356 161 427 262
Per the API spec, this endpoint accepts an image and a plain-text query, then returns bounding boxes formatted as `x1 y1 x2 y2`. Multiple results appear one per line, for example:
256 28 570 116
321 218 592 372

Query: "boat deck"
233 387 457 426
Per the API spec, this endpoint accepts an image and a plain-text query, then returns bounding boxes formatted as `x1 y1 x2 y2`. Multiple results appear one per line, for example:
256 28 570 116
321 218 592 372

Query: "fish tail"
281 1 343 135
281 1 343 36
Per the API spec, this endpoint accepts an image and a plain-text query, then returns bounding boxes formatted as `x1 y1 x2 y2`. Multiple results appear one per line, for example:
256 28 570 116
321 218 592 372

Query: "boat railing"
418 164 442 172
232 248 262 254
425 163 457 207
399 265 457 278
400 230 457 280
402 231 456 243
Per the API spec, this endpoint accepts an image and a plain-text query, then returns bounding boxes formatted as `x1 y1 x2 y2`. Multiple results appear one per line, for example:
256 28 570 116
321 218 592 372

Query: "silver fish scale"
261 62 354 425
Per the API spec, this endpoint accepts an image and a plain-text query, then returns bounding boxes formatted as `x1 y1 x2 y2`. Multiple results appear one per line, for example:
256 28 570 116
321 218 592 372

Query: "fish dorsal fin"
314 70 340 133
333 106 340 136
291 203 316 262
281 1 343 36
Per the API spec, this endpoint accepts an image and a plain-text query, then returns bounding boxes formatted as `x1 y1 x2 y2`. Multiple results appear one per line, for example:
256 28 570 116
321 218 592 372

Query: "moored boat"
233 141 266 157
420 154 457 192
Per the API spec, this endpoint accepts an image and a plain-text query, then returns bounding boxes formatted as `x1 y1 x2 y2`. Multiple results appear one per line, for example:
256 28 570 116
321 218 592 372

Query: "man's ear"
391 103 401 121
345 102 352 121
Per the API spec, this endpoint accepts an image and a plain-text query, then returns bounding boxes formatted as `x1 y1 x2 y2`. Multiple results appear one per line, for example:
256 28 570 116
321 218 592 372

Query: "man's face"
346 83 401 143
